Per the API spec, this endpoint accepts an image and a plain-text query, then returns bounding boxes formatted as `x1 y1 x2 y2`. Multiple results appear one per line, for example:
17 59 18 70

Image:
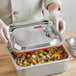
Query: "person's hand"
0 19 9 44
49 10 65 34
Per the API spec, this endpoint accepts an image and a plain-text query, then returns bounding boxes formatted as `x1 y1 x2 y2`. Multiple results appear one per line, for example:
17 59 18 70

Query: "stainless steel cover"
8 20 64 52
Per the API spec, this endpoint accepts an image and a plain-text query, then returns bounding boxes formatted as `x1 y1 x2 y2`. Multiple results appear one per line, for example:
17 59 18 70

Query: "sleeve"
45 0 62 8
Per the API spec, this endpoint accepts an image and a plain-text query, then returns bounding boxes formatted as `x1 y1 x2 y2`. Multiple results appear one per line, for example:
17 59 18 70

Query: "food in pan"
11 46 68 67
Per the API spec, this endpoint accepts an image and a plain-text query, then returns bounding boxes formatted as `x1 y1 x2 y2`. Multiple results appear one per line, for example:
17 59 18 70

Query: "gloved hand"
49 10 65 34
0 19 9 44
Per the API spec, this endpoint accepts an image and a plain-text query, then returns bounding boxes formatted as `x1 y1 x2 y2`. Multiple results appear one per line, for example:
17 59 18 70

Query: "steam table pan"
7 45 72 76
7 20 72 76
66 37 76 57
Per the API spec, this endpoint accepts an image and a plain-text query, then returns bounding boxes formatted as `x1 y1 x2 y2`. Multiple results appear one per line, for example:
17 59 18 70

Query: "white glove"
49 10 65 34
0 19 9 44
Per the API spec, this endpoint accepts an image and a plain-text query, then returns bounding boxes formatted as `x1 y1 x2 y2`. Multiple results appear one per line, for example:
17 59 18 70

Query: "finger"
59 19 65 34
0 19 10 39
54 18 60 32
0 29 8 44
3 26 10 39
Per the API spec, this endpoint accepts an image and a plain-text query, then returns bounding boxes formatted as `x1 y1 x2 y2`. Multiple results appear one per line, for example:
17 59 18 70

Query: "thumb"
59 19 65 34
54 18 60 32
3 26 10 39
0 19 10 39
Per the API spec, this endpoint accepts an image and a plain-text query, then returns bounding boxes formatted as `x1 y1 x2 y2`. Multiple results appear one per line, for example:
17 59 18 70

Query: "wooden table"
0 31 76 76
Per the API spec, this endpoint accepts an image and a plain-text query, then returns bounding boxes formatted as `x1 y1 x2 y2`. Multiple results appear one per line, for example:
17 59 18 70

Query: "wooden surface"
0 31 76 76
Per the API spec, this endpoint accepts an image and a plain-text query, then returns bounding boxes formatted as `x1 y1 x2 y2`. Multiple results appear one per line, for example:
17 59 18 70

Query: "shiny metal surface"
69 37 76 48
7 45 72 76
66 37 76 49
66 37 76 57
8 20 64 53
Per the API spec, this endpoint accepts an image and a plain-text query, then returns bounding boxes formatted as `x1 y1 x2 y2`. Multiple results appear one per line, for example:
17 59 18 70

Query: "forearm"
47 3 60 12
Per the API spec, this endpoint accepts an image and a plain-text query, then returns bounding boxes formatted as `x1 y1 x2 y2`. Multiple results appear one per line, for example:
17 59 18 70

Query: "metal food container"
66 37 76 57
7 46 72 76
7 20 72 76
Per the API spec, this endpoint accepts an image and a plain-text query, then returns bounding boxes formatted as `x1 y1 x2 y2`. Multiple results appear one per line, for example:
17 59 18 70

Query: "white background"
61 0 76 32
